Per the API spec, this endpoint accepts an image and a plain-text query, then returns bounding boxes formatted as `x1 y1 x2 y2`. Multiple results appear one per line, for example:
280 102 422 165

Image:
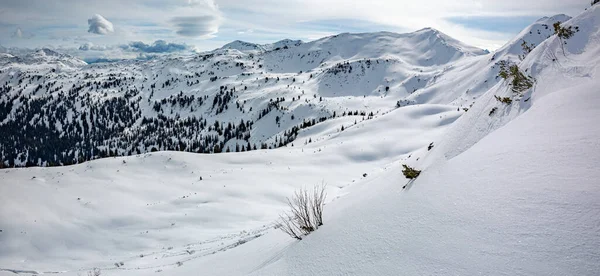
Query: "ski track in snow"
0 224 272 274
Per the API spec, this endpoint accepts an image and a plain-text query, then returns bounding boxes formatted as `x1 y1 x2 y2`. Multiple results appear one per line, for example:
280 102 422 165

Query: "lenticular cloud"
171 15 219 37
88 14 114 35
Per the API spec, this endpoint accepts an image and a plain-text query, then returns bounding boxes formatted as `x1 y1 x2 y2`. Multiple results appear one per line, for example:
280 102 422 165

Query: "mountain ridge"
0 14 573 167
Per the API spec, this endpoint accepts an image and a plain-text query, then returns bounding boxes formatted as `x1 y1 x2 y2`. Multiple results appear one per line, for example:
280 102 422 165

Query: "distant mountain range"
0 20 564 167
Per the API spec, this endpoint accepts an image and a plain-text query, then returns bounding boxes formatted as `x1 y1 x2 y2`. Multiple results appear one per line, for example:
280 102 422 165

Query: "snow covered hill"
1 4 600 276
0 48 87 69
0 27 491 168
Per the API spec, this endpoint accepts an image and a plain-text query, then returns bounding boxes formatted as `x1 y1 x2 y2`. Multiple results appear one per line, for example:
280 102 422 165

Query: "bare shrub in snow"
311 184 326 227
278 184 327 240
114 261 125 268
87 268 101 276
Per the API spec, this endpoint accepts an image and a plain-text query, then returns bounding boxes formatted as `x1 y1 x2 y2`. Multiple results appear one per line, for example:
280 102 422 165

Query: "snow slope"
492 14 572 60
249 80 600 276
1 5 600 276
0 27 489 167
0 103 460 273
0 48 86 68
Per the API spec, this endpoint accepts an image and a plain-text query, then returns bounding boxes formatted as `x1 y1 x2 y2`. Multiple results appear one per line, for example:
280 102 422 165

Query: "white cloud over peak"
87 14 114 35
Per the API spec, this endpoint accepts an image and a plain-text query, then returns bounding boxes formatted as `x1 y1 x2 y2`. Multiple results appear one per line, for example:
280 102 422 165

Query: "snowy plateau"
1 5 600 276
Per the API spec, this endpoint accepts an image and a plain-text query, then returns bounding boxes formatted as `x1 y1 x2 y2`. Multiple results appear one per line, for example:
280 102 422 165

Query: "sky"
0 0 590 61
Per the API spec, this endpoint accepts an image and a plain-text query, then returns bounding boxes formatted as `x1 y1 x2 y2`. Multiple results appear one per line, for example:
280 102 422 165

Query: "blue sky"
0 0 590 60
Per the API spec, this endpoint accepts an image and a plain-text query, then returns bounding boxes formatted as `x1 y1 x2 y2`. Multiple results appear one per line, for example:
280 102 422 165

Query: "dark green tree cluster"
519 40 536 60
553 22 579 56
494 95 512 105
498 61 533 93
402 164 421 179
0 69 303 167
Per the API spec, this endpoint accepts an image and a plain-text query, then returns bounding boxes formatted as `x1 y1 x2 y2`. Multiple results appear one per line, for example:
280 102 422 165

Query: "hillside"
1 4 600 276
0 28 489 168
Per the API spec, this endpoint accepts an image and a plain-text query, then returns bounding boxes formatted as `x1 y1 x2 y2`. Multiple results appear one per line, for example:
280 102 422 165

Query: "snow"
250 81 600 276
0 101 458 273
0 22 495 167
1 5 600 276
493 14 572 60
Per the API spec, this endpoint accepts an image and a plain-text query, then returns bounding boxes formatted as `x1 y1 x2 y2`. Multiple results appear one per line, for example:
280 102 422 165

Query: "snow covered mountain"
0 27 489 168
0 48 87 68
1 4 600 276
218 39 303 52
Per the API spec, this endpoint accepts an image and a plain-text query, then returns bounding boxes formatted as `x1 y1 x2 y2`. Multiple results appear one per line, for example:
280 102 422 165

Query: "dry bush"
87 268 101 276
278 184 326 240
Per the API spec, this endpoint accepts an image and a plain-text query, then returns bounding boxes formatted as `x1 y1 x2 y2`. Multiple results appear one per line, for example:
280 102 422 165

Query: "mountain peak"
219 40 264 52
36 48 61 56
265 39 303 50
493 13 572 60
535 14 571 24
406 27 489 56
414 27 441 34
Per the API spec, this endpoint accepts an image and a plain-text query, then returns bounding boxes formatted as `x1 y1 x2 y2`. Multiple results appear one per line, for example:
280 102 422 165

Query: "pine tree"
553 21 576 56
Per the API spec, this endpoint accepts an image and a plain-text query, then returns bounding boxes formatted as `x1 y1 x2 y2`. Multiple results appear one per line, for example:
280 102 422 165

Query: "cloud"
168 0 221 37
211 0 588 50
87 14 114 35
9 27 34 39
0 0 588 52
70 41 187 63
12 27 23 38
78 43 91 51
171 15 220 37
121 40 190 53
78 42 110 51
70 39 199 63
237 29 254 35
